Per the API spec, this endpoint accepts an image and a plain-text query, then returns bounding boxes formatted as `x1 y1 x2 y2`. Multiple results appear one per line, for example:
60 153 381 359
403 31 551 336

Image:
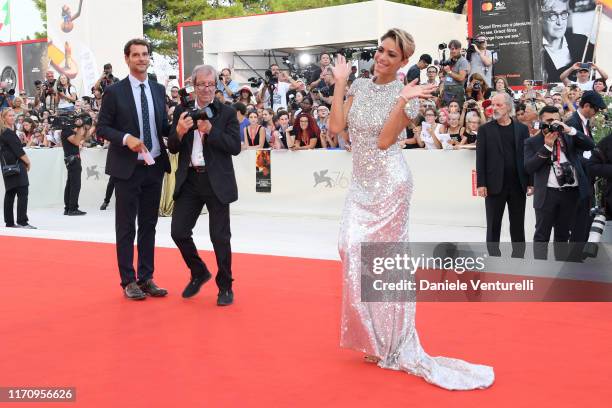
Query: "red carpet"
0 235 611 407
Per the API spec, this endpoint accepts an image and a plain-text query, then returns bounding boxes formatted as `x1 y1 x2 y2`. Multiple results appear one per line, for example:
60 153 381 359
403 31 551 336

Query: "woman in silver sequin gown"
330 29 495 391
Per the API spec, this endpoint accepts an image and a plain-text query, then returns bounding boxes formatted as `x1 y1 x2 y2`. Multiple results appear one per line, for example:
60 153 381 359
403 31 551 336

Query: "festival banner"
180 23 204 85
21 41 48 98
468 0 597 87
255 149 271 193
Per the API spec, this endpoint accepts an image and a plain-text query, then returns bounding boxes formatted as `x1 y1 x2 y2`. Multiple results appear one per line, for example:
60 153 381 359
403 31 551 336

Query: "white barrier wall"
0 148 537 234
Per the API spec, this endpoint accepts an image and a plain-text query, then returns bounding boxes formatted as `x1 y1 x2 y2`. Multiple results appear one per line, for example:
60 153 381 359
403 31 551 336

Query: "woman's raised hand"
331 54 352 83
400 79 438 101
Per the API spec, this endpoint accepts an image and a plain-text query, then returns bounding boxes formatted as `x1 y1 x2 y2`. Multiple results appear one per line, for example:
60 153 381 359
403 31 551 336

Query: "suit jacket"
566 110 595 184
543 32 594 83
97 77 171 180
476 119 530 195
586 134 612 218
524 130 595 209
167 99 241 204
0 128 28 190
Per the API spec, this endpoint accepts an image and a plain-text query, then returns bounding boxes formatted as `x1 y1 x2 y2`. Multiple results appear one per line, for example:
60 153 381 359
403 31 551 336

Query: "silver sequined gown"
338 78 494 391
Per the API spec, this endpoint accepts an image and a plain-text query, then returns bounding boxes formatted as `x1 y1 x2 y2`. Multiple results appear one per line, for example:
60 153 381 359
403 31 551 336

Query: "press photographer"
216 68 239 101
168 64 241 306
55 75 78 113
587 132 612 220
97 63 119 92
440 40 469 107
315 67 335 108
466 35 495 87
524 105 594 259
256 64 297 110
35 71 57 110
0 87 14 109
566 91 606 243
61 113 93 216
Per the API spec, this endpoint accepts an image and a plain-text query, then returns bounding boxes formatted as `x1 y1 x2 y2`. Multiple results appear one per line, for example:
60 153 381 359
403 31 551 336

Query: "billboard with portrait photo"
469 0 599 87
539 0 596 83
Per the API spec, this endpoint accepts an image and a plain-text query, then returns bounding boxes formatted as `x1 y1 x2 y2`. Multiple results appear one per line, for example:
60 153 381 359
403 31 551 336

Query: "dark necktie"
140 83 152 151
585 120 591 138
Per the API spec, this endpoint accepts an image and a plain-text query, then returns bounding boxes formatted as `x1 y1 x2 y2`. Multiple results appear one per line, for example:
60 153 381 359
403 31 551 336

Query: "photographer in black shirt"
97 63 119 92
61 114 92 216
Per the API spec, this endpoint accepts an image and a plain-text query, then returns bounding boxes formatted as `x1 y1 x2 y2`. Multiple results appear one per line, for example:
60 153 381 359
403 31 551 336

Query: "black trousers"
485 184 526 257
171 169 233 292
114 161 164 287
64 159 82 211
569 196 592 243
104 177 115 203
4 185 28 226
533 187 580 260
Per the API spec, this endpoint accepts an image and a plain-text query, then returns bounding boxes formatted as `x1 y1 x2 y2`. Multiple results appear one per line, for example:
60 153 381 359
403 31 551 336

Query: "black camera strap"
552 136 576 187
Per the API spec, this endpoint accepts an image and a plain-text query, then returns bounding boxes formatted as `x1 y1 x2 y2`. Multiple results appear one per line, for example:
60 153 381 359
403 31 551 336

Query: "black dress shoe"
182 272 212 298
67 210 87 216
124 282 146 300
217 289 234 306
17 224 37 229
63 210 68 215
138 279 168 297
100 201 109 210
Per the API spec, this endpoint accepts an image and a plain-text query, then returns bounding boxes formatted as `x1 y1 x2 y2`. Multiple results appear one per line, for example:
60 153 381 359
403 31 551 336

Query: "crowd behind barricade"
174 39 610 155
3 38 609 154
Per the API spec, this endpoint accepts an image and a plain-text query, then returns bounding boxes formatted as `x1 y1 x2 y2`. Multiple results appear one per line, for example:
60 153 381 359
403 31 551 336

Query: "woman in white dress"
329 28 494 391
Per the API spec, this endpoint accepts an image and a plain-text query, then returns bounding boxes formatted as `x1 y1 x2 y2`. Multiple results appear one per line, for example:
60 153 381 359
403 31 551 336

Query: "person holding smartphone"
559 62 609 92
216 68 239 101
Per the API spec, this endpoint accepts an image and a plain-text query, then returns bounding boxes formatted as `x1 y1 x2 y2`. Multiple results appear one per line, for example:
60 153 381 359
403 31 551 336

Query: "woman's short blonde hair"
380 28 416 60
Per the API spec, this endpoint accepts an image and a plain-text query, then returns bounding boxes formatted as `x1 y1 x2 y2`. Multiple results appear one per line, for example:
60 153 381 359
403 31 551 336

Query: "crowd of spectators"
2 39 609 157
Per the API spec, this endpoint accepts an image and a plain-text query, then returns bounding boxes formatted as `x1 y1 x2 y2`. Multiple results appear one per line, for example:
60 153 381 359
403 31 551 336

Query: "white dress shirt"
123 74 161 159
190 99 208 167
576 109 592 159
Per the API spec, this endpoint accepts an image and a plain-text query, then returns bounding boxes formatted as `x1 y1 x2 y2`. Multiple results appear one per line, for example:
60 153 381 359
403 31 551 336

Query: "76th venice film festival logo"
86 165 101 180
313 170 349 189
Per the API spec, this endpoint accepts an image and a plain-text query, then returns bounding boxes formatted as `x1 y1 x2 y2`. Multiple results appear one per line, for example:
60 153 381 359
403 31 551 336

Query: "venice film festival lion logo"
313 170 349 189
86 165 101 180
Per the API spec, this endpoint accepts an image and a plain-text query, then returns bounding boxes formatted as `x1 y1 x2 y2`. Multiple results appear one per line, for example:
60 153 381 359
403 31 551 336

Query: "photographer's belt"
547 186 578 192
189 165 207 173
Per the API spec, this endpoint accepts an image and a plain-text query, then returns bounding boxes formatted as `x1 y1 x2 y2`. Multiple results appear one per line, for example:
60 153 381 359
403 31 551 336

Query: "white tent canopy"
179 0 467 84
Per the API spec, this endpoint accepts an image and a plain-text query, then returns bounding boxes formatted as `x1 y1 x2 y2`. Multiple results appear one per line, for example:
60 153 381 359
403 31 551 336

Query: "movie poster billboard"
180 24 204 85
468 0 597 87
21 41 48 97
256 150 271 193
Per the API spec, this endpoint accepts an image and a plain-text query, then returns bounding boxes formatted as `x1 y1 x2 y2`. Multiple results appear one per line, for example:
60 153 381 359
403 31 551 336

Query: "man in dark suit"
587 132 612 219
476 93 531 256
524 105 595 259
168 65 241 306
97 39 171 300
565 91 606 243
